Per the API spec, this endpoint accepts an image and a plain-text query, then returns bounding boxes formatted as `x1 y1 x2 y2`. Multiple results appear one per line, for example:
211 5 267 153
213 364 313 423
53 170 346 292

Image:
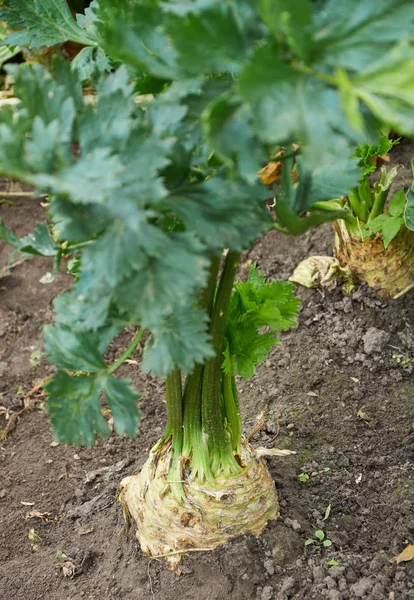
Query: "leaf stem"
165 369 184 499
293 63 337 86
202 250 242 476
165 369 183 439
222 372 242 454
347 187 366 222
182 254 220 481
368 189 389 223
107 328 145 375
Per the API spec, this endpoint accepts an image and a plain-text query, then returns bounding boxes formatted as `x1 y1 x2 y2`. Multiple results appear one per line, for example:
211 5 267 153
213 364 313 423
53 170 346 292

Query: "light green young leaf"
223 265 299 378
405 189 414 231
381 216 404 248
353 135 399 176
314 0 414 71
358 91 414 136
354 42 414 105
373 165 399 196
404 159 414 230
367 214 390 233
336 67 364 134
315 530 325 542
328 559 340 567
367 213 404 248
389 188 406 217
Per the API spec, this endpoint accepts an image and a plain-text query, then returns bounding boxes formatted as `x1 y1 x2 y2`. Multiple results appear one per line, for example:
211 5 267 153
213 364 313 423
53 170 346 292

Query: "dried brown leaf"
25 510 52 521
258 160 283 185
357 406 370 421
391 544 414 564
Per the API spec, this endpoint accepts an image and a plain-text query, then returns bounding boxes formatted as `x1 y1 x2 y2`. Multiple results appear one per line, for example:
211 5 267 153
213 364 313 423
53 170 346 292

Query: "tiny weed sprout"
305 530 332 549
392 354 411 368
327 559 340 568
0 0 414 565
298 473 310 483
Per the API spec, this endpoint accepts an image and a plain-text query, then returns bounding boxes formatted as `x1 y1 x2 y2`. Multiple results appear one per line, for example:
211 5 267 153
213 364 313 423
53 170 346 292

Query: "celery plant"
296 137 414 297
1 0 414 562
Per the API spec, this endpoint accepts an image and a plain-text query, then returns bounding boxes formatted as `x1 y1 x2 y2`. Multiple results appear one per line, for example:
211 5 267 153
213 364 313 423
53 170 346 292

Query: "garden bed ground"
0 141 413 600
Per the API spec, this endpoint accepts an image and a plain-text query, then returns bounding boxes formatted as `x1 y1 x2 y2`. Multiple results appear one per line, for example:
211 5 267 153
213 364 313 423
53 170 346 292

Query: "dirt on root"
0 144 414 600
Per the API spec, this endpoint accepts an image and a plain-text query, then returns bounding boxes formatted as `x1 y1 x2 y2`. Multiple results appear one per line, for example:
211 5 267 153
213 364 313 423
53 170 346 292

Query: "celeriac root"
334 222 414 298
119 442 280 567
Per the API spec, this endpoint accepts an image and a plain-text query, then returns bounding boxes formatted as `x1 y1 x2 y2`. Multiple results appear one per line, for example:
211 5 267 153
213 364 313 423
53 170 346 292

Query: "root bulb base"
119 443 279 566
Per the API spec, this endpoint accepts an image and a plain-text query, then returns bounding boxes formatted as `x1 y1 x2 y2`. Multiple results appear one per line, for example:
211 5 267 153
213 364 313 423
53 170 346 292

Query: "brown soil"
1 148 414 600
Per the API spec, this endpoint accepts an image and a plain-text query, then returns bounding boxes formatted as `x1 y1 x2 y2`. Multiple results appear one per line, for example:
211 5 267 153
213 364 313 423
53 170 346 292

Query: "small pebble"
324 576 337 590
345 569 358 584
261 586 274 600
280 577 295 593
329 567 345 579
313 566 325 583
328 591 343 600
263 559 275 575
350 577 373 597
284 517 302 532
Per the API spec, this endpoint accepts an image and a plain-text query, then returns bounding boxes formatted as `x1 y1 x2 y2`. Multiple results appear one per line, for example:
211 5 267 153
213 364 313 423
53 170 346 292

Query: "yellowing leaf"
391 544 414 564
323 504 332 521
28 528 42 551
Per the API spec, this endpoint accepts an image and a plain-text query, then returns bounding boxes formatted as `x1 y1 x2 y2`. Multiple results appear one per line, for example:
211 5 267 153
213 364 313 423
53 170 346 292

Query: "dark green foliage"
0 0 413 446
0 0 98 47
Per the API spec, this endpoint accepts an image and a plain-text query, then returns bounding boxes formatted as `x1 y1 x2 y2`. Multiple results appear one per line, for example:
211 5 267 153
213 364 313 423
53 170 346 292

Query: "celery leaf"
0 0 98 47
224 266 299 378
46 371 140 446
